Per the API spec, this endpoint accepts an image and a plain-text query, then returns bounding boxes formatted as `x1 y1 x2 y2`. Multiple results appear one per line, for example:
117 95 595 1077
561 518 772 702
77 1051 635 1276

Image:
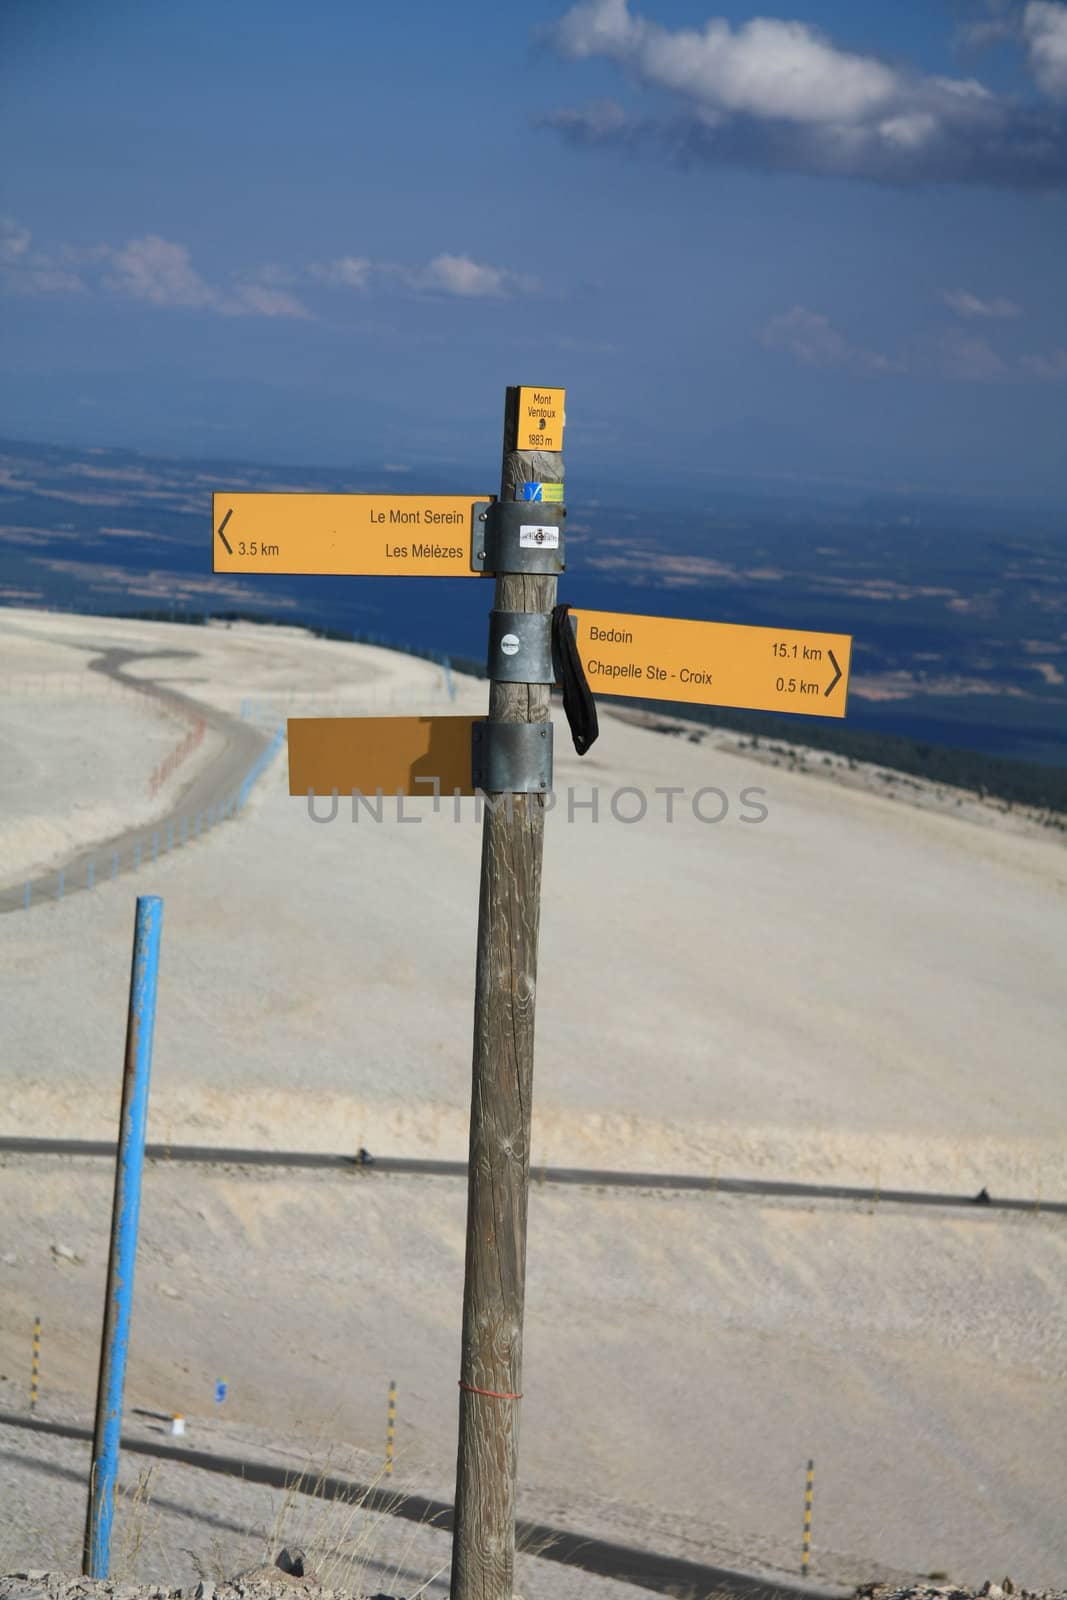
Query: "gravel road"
0 639 271 912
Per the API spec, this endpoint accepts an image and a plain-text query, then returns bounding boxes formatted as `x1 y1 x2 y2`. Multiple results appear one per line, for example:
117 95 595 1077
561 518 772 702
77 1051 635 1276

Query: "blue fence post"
112 851 119 880
88 861 95 891
82 895 164 1579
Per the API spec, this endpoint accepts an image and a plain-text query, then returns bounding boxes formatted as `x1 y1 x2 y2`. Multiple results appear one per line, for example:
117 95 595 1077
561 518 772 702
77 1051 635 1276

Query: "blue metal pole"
82 895 164 1578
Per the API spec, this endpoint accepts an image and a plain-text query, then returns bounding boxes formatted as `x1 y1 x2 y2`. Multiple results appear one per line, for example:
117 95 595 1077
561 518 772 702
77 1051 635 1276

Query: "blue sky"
2 0 1066 496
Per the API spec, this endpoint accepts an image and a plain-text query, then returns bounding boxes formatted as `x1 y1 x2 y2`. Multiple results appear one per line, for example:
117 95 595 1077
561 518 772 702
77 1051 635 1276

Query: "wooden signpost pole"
450 389 564 1600
216 389 851 1600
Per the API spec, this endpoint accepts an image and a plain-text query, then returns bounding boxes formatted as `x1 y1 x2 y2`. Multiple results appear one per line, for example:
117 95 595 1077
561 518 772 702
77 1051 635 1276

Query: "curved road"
0 1137 1060 1216
0 643 276 913
0 1411 844 1600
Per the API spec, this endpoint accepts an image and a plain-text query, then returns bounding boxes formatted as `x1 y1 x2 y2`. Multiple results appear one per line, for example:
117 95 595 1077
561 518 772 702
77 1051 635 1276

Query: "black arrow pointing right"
217 508 233 555
824 649 842 698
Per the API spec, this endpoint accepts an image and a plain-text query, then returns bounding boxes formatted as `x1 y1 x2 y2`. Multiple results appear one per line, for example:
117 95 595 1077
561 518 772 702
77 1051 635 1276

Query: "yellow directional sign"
516 387 565 452
570 609 852 718
212 494 491 577
288 715 479 797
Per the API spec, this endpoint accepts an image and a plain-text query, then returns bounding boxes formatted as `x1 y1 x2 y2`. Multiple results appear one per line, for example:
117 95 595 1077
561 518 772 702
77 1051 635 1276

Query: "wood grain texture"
450 390 563 1600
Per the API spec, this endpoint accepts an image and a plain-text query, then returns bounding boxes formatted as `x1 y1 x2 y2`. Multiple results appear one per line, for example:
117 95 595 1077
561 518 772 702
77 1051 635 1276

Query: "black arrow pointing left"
217 508 233 555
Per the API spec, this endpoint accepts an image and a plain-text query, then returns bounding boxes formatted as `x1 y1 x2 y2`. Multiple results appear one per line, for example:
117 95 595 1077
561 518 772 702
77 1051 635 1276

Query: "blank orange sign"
570 609 852 717
213 494 490 577
288 715 479 797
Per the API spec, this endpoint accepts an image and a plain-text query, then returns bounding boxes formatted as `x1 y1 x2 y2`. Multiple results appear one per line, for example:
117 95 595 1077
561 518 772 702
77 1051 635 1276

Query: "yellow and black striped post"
385 1379 396 1477
30 1316 41 1413
801 1458 814 1575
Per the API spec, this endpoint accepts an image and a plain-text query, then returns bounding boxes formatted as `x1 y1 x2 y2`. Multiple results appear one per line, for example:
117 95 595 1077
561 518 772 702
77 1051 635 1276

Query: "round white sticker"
500 633 520 656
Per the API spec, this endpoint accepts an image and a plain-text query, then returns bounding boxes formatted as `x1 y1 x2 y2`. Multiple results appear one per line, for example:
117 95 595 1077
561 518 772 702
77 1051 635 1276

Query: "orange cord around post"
458 1380 523 1400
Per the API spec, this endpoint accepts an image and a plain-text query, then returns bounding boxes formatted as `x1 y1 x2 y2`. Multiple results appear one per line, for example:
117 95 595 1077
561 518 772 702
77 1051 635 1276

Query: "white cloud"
0 218 85 293
1021 346 1067 377
940 328 1006 379
760 306 902 373
106 235 310 318
1023 1 1067 96
2 220 532 315
108 236 219 309
546 0 1067 186
957 17 1018 50
312 250 534 299
23 265 85 293
253 262 302 288
554 3 898 124
877 112 939 150
553 0 639 57
235 283 312 319
311 255 373 289
942 288 1021 318
420 254 509 297
0 218 31 262
957 1 1067 97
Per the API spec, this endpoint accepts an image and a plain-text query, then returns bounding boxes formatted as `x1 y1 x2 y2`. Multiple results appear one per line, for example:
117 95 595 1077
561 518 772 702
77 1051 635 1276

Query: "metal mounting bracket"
487 610 555 683
471 720 553 793
470 500 565 575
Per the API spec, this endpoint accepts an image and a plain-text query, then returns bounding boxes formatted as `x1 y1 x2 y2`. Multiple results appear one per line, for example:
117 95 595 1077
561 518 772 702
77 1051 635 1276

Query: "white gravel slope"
0 1165 1064 1589
0 614 224 882
1 610 1063 1196
1 607 1065 1589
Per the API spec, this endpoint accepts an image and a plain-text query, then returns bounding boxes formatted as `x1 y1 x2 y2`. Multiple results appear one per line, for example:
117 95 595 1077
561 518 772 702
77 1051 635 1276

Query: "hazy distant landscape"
2 436 1065 767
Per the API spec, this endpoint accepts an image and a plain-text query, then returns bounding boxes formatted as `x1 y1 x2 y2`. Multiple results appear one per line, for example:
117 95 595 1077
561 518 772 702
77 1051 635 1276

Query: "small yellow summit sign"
516 387 565 452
